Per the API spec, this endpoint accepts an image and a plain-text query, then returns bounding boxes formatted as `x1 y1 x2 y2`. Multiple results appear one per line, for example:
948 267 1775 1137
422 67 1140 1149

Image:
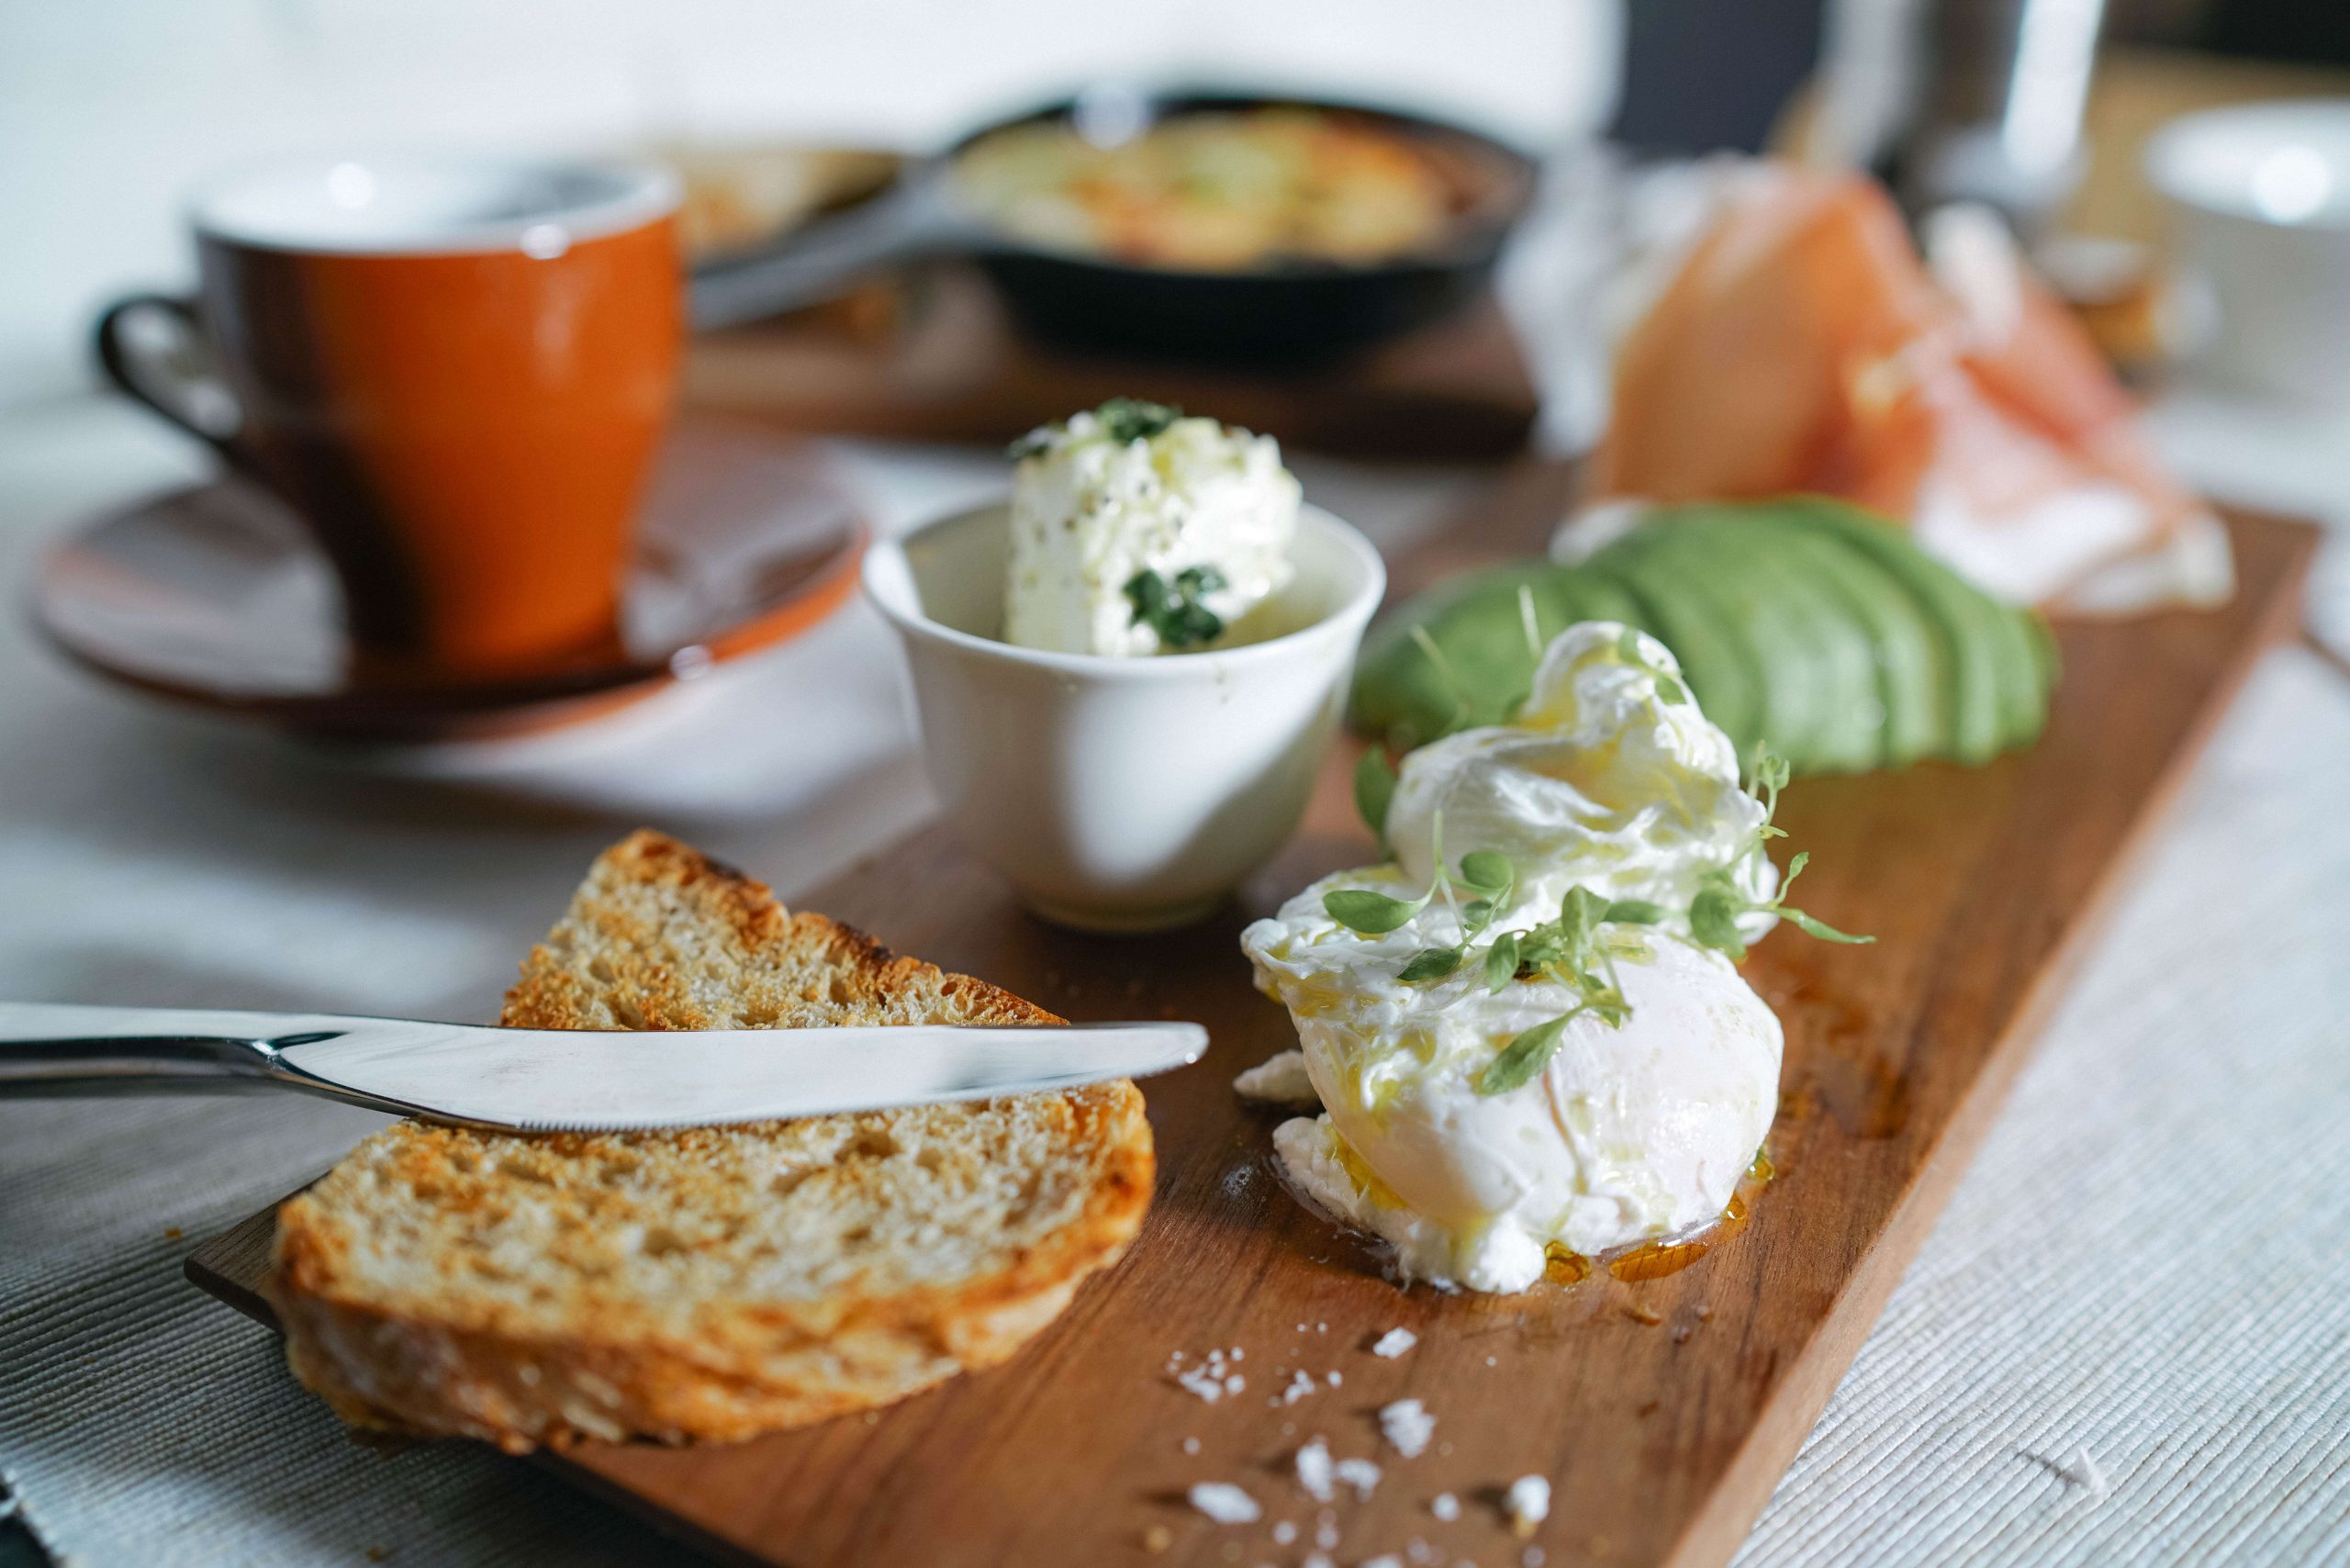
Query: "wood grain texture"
190 473 2315 1568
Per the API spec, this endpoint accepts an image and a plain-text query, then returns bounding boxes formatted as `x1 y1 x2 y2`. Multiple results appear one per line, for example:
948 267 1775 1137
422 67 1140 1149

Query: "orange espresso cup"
96 155 683 677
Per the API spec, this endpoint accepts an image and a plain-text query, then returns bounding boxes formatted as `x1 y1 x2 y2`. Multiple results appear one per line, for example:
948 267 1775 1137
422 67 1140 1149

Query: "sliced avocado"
1848 506 2048 758
1349 562 1587 746
2000 602 2057 750
1489 568 1669 715
2025 610 2062 717
1749 511 1946 769
1582 528 1764 756
1991 603 2050 753
1515 567 1640 656
1348 498 2055 770
1348 554 1694 748
1550 572 1651 641
1621 516 1874 772
1717 520 1891 773
1777 501 2014 765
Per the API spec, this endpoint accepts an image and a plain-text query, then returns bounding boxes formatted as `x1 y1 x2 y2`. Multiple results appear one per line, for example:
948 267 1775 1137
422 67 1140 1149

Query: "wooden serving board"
190 471 2314 1568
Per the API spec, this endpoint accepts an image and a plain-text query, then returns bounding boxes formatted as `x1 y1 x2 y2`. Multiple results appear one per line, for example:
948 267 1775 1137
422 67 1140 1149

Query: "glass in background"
1814 0 2109 239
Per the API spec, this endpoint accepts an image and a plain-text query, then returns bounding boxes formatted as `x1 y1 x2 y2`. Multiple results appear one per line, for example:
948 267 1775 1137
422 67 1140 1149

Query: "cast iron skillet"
689 85 1539 364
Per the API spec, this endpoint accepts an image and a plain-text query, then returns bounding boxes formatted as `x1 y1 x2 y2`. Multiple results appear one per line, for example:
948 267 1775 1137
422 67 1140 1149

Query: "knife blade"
0 1003 1209 1132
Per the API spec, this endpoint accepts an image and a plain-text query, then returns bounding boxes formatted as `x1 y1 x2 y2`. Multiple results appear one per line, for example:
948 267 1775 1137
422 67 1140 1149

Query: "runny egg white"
1241 622 1785 1293
1384 620 1778 930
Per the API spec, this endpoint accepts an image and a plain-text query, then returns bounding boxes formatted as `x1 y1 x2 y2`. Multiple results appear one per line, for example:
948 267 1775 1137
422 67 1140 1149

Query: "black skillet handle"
687 174 969 331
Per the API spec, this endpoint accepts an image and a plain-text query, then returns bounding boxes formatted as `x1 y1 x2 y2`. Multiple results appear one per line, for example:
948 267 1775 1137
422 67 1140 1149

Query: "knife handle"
0 1002 297 1096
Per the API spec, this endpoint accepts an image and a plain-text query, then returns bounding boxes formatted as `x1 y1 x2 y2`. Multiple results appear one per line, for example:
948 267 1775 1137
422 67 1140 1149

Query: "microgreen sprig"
1092 397 1182 443
1319 814 1495 938
1370 848 1510 980
1615 626 1690 707
1125 565 1227 648
1517 586 1546 661
1684 751 1873 962
1316 747 1873 1098
1007 397 1182 461
1472 882 1644 1093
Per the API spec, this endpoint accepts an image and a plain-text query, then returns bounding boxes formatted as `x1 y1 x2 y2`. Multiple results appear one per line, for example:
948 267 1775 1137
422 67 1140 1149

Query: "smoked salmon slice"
1577 166 2231 614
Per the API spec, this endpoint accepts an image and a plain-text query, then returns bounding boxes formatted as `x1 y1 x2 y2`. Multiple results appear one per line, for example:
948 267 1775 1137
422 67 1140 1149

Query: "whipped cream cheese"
1241 623 1785 1292
1003 406 1301 656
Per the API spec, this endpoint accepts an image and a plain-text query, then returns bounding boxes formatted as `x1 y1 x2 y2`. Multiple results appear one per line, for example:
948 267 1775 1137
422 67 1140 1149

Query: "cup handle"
92 293 252 468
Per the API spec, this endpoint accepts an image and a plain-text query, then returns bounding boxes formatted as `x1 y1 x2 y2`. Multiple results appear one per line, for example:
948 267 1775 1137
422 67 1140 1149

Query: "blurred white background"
8 9 2350 1568
0 0 1621 398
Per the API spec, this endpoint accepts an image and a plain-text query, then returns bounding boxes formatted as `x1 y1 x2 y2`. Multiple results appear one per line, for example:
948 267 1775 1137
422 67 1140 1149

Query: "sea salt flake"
2045 1445 2110 1503
1372 1327 1418 1359
1176 1367 1225 1403
2075 1449 2110 1503
1431 1492 1461 1521
1380 1398 1435 1459
1335 1457 1382 1500
1506 1475 1550 1537
1295 1436 1336 1502
1271 1521 1297 1545
1188 1482 1261 1525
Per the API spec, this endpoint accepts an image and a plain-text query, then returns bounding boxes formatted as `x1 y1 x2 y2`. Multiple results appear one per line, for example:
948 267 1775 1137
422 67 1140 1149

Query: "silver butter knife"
0 1002 1207 1133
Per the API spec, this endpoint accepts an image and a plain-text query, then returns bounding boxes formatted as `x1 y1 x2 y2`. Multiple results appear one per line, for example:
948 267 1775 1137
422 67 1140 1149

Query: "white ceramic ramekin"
864 502 1385 932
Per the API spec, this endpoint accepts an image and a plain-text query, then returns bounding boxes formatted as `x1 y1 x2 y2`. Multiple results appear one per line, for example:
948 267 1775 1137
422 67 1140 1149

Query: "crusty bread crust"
499 831 1064 1036
264 831 1154 1452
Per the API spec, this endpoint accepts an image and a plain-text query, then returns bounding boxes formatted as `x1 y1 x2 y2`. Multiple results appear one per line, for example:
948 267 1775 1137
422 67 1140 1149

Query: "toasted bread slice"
264 831 1153 1451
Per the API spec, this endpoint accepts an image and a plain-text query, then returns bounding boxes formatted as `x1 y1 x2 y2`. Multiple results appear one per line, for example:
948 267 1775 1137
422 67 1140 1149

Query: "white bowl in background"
864 503 1385 933
2146 99 2350 404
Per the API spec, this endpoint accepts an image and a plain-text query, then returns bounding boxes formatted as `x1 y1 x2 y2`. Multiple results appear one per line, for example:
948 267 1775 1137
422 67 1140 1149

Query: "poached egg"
1241 623 1784 1292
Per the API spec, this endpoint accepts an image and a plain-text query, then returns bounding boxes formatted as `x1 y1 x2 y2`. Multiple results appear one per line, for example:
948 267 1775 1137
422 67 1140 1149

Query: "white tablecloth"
2 395 2345 1567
